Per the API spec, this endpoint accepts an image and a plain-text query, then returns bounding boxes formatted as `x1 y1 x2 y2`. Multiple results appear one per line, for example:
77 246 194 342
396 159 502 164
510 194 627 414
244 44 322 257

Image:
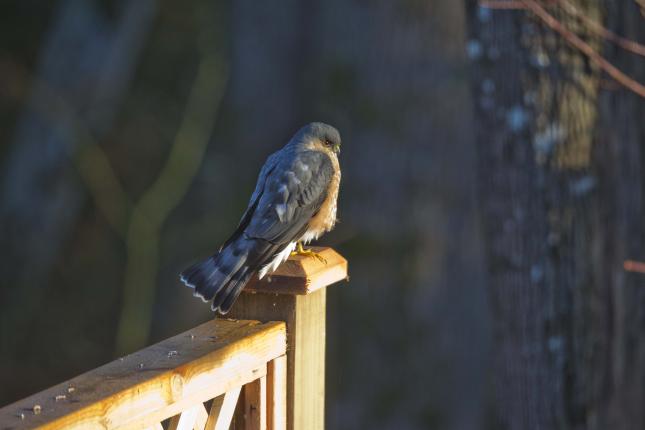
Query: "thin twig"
557 0 645 57
624 260 645 274
480 0 645 57
520 0 645 98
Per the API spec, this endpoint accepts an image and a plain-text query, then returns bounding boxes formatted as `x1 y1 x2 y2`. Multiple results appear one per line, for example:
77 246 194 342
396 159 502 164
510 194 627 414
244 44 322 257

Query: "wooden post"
226 247 347 430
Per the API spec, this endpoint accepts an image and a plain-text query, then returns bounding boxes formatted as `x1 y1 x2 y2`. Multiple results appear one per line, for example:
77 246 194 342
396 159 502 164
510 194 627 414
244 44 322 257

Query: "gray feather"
180 122 339 314
246 151 334 243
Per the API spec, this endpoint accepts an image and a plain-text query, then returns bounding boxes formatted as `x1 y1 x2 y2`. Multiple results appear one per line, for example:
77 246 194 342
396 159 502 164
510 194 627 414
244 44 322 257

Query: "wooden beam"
267 355 287 430
194 405 209 430
229 286 326 430
167 404 206 430
204 386 241 430
0 319 286 430
228 246 348 430
241 375 267 430
244 247 348 295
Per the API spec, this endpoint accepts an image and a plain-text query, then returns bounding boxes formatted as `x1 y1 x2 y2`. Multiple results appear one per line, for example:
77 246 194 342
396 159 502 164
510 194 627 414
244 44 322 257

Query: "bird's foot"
290 242 327 264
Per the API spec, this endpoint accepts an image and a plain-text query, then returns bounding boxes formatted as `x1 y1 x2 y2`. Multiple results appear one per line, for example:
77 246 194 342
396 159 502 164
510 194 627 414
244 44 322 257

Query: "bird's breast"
304 154 340 242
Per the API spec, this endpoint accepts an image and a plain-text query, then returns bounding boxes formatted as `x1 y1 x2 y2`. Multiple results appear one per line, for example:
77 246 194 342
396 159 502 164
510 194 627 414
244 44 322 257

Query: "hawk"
180 122 341 314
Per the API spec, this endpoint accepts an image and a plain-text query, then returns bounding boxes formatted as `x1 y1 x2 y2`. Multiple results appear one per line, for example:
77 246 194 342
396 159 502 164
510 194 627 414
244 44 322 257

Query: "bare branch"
624 260 645 274
520 0 645 98
478 0 645 97
558 0 645 57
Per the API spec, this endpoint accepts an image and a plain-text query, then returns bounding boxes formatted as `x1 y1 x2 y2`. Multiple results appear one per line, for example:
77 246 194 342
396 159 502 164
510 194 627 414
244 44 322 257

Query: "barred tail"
180 235 279 314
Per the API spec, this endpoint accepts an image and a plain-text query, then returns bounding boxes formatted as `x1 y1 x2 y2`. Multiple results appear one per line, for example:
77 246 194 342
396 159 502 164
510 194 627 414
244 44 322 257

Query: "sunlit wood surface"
244 247 348 295
0 319 286 430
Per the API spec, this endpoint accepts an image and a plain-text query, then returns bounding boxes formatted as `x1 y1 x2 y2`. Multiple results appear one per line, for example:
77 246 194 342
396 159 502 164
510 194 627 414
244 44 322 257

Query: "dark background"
1 1 644 429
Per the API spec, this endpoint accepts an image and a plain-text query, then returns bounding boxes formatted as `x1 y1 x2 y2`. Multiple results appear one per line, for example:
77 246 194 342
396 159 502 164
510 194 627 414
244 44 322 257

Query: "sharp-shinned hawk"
180 122 341 314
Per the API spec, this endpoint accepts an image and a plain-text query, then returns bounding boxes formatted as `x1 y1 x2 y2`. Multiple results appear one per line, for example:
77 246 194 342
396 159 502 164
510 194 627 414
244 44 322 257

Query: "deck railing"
0 247 347 430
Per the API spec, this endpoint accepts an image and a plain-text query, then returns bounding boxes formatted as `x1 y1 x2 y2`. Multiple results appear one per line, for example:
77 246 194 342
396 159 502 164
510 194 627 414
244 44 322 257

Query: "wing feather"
245 151 334 244
221 151 281 249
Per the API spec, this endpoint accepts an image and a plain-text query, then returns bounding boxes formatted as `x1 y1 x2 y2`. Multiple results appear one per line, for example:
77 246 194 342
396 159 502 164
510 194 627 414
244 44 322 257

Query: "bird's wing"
244 150 334 244
221 151 281 248
245 151 282 214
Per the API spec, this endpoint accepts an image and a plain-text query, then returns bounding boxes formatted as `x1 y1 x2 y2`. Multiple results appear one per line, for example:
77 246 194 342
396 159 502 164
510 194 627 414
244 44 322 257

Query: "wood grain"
0 319 286 430
266 355 286 430
0 247 347 430
241 375 266 430
228 290 326 430
227 245 346 430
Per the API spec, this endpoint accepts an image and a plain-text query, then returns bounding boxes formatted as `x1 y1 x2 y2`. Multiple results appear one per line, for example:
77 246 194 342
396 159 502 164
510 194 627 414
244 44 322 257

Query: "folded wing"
180 149 334 314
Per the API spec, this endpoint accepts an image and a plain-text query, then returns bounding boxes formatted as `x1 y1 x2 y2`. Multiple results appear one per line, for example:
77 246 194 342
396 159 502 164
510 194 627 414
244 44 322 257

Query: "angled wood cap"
244 247 348 295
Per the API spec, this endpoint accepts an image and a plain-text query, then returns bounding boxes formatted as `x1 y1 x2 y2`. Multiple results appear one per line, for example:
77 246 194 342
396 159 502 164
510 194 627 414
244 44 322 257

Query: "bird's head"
296 122 341 154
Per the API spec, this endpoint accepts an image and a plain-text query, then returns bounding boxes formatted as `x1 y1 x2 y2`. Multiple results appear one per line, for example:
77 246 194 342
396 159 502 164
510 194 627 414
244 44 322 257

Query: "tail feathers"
211 238 280 314
211 265 255 314
180 236 282 314
180 258 228 302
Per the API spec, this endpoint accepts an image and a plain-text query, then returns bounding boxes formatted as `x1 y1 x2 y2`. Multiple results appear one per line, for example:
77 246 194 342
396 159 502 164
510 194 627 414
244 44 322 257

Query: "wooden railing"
0 247 347 430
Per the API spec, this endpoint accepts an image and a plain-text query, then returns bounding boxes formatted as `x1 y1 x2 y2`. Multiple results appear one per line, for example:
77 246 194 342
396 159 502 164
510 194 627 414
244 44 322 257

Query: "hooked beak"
334 143 341 154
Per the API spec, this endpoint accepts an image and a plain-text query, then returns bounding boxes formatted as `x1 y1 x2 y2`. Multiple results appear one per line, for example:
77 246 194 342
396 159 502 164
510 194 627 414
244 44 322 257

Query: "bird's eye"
324 139 333 146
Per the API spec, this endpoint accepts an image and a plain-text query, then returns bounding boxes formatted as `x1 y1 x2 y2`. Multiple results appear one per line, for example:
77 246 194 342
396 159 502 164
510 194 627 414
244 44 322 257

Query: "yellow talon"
290 242 327 264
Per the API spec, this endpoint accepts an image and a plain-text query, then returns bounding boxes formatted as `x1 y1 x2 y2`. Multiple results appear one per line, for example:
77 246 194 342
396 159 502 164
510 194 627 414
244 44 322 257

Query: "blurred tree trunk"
467 0 645 428
467 5 561 427
591 2 645 428
0 0 154 354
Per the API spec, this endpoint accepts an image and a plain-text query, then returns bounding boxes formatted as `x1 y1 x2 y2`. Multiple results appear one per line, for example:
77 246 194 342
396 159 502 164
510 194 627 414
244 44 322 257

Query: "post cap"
244 247 348 295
